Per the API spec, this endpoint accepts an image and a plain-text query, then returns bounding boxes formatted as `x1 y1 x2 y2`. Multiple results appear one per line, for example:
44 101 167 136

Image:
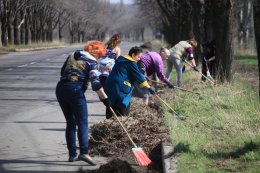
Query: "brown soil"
82 98 169 173
78 159 139 173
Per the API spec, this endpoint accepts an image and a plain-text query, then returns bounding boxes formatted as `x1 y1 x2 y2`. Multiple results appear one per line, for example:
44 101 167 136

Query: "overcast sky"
110 0 133 4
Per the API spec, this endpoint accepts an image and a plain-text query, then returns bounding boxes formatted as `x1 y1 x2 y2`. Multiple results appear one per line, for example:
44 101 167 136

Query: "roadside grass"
0 41 68 52
235 55 258 65
162 63 259 172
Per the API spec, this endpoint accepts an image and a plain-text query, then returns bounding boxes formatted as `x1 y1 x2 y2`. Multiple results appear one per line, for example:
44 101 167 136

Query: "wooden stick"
150 79 201 95
154 94 186 119
184 60 215 84
109 107 137 148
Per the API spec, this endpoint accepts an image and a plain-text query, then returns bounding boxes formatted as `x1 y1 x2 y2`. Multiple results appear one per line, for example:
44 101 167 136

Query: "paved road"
0 41 140 173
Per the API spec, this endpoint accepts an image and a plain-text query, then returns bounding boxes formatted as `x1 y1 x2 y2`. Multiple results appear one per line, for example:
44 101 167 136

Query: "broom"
109 107 152 166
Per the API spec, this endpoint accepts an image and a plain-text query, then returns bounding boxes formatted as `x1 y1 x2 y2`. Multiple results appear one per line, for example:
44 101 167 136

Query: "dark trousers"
56 81 89 157
201 63 208 81
106 102 131 119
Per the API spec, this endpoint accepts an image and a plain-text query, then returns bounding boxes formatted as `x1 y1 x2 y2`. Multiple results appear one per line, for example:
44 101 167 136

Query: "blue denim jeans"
56 81 88 157
166 56 183 86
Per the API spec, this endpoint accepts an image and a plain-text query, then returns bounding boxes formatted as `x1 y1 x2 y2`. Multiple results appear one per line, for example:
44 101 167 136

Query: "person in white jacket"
166 39 198 87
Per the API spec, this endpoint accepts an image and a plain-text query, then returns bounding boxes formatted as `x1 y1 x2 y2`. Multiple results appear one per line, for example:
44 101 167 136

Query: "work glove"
167 81 175 89
101 98 111 107
148 87 156 95
193 66 199 72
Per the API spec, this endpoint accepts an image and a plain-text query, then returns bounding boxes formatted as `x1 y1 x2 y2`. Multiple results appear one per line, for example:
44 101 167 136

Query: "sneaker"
68 156 78 162
78 154 97 166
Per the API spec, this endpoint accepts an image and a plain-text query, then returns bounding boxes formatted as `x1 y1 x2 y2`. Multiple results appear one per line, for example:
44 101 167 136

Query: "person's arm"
129 62 156 94
208 56 215 62
96 87 108 99
187 47 199 71
137 61 147 75
129 62 149 88
154 57 169 83
155 60 174 88
88 64 110 106
186 48 195 65
114 46 121 58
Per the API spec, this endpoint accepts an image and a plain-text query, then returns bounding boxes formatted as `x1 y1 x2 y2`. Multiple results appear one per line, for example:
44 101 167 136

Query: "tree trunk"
1 0 8 46
14 17 20 45
253 0 260 96
7 22 14 45
58 19 62 41
211 0 235 82
25 16 31 45
1 25 8 46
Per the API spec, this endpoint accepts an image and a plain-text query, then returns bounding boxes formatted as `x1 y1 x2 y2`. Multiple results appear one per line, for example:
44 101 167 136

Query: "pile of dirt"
77 159 139 173
86 98 169 173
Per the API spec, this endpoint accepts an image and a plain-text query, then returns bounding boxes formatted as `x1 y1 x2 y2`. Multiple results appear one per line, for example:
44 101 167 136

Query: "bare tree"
253 0 260 96
206 0 236 82
0 0 8 46
236 0 254 49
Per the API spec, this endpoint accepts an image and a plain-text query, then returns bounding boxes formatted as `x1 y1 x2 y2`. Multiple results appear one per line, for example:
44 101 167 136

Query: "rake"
154 94 186 120
150 79 203 99
184 59 215 85
109 107 151 166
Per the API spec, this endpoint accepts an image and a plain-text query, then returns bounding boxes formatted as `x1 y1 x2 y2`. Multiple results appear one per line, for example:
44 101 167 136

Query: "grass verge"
162 62 259 172
235 55 258 66
0 41 68 52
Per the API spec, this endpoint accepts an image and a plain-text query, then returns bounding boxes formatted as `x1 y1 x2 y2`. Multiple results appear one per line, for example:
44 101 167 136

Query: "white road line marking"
6 68 13 71
30 62 36 64
46 59 50 61
18 64 28 67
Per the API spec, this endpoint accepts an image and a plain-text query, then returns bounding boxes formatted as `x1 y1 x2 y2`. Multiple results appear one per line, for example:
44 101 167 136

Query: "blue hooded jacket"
104 54 149 108
60 50 102 91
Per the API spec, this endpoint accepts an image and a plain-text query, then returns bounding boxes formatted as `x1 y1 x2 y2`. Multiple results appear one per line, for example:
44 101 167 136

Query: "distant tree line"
0 0 147 46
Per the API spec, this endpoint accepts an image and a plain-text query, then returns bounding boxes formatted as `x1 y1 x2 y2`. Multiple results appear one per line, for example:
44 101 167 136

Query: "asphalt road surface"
0 41 140 173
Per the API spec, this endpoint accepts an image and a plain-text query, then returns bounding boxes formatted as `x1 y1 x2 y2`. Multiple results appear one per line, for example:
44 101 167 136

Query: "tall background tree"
0 0 147 45
253 0 260 96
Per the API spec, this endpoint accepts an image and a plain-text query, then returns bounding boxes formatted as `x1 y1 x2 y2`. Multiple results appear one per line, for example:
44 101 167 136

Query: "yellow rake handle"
155 94 178 115
109 107 137 148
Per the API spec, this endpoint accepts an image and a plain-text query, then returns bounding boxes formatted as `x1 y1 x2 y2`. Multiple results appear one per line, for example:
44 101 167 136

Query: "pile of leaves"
89 98 168 158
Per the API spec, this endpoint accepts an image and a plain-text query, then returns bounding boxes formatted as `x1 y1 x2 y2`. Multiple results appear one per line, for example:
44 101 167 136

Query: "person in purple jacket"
132 47 174 105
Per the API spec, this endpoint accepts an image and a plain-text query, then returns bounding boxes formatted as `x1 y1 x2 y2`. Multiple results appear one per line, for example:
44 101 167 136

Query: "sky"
110 0 134 4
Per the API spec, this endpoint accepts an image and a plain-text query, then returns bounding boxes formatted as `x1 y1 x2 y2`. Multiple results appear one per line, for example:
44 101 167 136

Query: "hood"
73 50 97 62
116 54 136 63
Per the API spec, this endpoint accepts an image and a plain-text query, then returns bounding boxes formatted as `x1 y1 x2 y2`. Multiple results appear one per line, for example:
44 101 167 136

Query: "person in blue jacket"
104 46 156 119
